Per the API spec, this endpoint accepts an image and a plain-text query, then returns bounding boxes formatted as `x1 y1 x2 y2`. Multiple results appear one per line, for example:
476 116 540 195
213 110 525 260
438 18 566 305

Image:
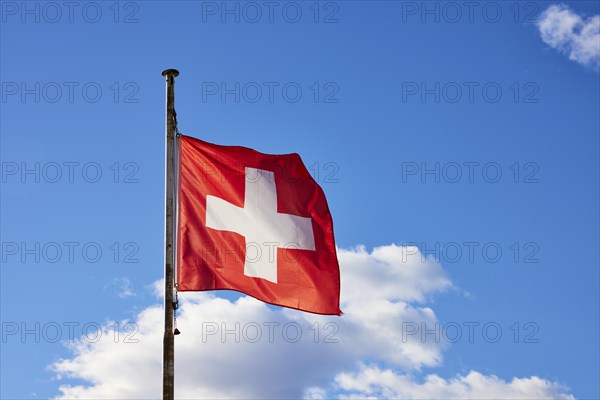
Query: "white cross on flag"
177 135 341 315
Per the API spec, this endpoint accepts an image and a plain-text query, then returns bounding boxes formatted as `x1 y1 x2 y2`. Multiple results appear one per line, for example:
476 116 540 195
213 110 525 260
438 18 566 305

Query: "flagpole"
162 68 179 400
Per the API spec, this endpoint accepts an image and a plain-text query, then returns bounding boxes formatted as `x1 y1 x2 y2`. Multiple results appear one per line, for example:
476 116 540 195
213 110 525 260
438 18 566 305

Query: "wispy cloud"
104 277 136 299
536 4 600 70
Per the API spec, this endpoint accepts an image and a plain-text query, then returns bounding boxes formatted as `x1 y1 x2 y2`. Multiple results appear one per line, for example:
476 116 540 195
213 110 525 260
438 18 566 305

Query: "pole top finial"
162 69 180 78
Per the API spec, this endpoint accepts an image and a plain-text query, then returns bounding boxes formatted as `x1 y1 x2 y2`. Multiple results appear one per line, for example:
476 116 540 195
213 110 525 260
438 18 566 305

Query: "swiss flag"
176 135 341 315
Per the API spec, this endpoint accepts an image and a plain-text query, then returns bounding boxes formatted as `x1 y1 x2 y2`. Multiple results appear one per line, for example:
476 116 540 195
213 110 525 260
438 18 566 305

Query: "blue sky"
1 1 599 398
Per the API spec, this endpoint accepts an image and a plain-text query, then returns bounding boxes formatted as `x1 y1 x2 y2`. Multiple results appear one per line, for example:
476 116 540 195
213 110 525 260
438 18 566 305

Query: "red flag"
176 135 341 315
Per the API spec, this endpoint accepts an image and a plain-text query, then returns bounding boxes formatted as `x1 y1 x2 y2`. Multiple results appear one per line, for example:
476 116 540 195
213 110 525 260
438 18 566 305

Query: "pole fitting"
162 69 180 78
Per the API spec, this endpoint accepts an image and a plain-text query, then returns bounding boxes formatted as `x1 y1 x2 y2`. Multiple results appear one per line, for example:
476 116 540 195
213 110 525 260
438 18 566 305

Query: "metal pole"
162 68 179 400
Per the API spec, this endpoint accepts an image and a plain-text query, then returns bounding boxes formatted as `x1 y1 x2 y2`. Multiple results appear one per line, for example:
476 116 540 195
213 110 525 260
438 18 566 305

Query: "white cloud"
536 4 600 69
314 365 574 400
339 244 452 304
50 245 572 399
